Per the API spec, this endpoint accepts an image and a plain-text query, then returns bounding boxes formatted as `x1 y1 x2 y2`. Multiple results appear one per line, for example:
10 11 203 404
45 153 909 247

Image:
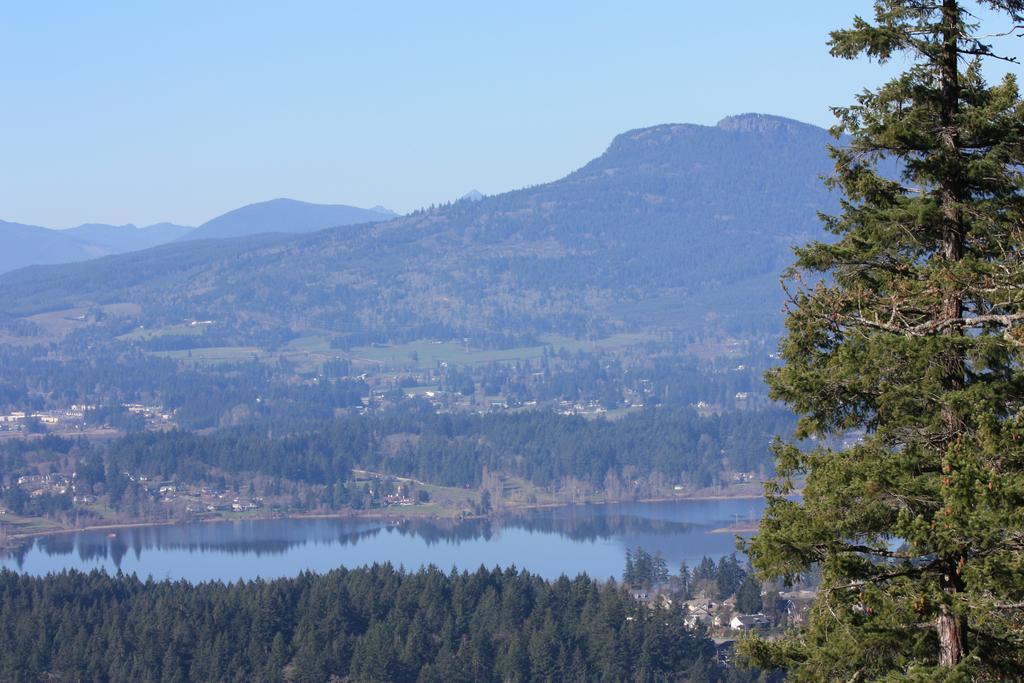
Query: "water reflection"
0 498 766 582
501 506 701 541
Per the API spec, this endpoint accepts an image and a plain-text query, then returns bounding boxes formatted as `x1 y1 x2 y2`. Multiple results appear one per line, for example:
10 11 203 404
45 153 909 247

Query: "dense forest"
625 549 767 616
0 319 789 522
0 328 775 430
1 403 790 503
0 565 778 682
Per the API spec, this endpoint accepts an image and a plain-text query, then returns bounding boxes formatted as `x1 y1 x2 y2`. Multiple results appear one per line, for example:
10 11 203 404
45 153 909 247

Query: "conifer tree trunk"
937 0 966 667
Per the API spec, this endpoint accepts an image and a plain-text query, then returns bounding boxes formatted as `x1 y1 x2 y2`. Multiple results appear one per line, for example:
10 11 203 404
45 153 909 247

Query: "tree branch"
847 312 1024 336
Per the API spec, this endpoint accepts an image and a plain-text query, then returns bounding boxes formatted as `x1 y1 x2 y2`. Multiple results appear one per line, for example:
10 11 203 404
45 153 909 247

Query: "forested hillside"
1 401 789 503
0 565 767 682
0 114 819 525
0 114 839 343
0 221 193 275
0 199 397 276
182 198 396 241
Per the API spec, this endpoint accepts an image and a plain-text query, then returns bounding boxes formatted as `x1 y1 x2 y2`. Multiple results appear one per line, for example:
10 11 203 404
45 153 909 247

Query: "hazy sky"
2 1 1021 227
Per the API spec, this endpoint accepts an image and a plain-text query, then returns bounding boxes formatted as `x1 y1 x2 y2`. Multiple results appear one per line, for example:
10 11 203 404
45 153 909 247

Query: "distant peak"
256 198 303 207
369 205 397 216
459 190 484 202
71 222 138 231
716 113 819 135
142 222 195 231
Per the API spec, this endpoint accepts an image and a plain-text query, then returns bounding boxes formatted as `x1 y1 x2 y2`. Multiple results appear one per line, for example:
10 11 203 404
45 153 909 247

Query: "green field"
19 303 142 340
284 335 333 353
118 321 211 341
587 405 643 421
350 469 480 517
402 385 441 397
346 333 651 370
152 346 266 363
349 340 546 368
0 514 64 535
144 332 652 370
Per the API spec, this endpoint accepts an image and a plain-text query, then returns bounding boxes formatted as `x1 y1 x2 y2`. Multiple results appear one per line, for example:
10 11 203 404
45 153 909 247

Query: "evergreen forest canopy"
100 404 784 490
0 341 774 431
0 402 792 521
746 0 1024 679
0 565 774 683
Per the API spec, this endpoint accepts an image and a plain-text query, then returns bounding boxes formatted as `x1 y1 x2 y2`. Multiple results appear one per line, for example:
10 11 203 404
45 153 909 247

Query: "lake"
0 498 766 583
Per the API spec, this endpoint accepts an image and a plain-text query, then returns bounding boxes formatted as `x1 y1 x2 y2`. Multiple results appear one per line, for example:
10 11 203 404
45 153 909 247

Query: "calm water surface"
0 498 765 582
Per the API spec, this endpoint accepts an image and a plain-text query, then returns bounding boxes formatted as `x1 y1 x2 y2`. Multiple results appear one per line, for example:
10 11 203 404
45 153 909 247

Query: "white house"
730 613 770 630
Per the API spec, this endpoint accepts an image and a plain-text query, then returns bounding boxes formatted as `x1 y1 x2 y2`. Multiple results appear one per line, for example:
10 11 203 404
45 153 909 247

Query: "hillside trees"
745 0 1024 679
2 404 790 501
0 566 724 682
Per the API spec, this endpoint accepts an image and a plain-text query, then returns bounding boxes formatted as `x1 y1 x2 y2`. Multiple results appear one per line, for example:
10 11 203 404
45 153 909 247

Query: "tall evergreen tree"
624 549 637 586
678 561 693 600
745 1 1024 679
716 553 746 601
735 575 764 615
654 551 670 585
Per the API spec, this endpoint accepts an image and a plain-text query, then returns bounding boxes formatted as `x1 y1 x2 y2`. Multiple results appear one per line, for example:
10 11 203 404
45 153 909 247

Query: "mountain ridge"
0 199 399 274
63 222 195 252
0 113 839 345
181 198 398 241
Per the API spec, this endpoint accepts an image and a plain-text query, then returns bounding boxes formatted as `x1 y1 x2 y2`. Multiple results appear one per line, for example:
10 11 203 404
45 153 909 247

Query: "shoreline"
708 522 761 534
0 487 774 549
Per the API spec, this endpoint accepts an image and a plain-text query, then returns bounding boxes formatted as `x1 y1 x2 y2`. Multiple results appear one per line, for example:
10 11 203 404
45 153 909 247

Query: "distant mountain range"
65 222 195 251
182 199 397 241
0 113 843 344
0 199 397 274
0 221 193 274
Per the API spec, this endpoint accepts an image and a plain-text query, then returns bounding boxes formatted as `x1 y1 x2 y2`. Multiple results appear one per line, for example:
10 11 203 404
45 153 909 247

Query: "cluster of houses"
15 473 77 499
123 476 263 514
183 498 263 514
0 403 173 434
386 394 645 420
380 493 415 507
122 403 173 422
340 350 663 419
9 470 262 517
555 399 611 417
0 410 68 431
630 588 817 635
680 598 772 631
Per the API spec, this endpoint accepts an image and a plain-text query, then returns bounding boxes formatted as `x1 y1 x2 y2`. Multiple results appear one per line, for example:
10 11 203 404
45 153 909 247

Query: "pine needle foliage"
743 1 1024 680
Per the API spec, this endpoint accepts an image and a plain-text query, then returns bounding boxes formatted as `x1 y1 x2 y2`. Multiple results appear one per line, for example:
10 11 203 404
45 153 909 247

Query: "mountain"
0 114 842 344
0 220 194 274
0 197 395 274
63 222 194 252
0 221 103 274
182 198 398 241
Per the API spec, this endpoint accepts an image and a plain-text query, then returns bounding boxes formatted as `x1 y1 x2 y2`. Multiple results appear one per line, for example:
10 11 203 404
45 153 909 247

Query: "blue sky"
2 1 1020 227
